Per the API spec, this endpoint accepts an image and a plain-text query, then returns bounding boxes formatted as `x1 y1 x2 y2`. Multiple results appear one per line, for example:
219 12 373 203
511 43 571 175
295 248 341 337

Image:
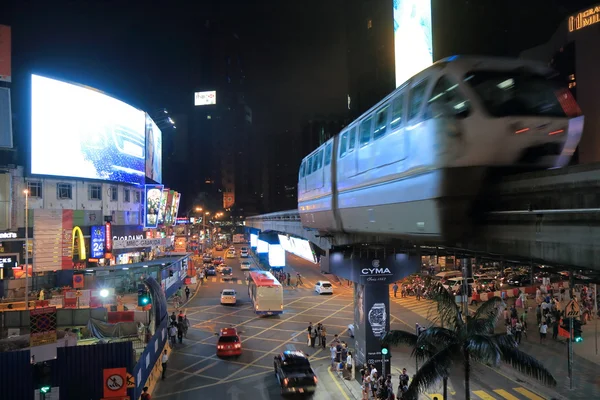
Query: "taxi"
220 289 237 305
216 327 242 357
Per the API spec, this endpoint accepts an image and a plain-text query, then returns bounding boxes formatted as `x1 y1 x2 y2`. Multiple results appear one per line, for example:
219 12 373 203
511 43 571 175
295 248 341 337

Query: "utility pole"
24 189 29 310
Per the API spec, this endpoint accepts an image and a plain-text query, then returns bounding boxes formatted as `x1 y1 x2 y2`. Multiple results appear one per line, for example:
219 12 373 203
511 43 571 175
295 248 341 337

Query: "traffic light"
561 318 583 342
138 287 151 307
381 343 390 357
33 362 52 393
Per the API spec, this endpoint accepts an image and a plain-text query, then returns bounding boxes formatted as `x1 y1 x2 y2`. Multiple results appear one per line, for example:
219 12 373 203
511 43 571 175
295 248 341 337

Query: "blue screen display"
90 225 106 258
31 74 146 185
144 184 164 228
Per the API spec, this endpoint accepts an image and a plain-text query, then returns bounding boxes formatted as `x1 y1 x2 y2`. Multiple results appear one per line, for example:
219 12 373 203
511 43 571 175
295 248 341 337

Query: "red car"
213 257 223 265
216 327 242 357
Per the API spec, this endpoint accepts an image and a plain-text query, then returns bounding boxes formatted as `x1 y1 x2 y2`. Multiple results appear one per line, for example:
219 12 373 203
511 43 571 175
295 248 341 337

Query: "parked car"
273 351 318 395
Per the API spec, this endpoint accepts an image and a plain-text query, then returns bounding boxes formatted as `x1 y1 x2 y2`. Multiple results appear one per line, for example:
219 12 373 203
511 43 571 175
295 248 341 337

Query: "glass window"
428 76 470 118
409 80 428 120
124 188 131 202
300 162 306 178
348 127 357 152
464 70 571 117
390 95 404 129
89 184 102 201
57 183 72 200
307 157 313 174
109 186 118 202
312 155 318 173
359 117 372 146
134 190 141 203
317 149 323 169
218 336 239 343
339 131 348 158
27 181 42 198
325 143 332 165
373 106 389 139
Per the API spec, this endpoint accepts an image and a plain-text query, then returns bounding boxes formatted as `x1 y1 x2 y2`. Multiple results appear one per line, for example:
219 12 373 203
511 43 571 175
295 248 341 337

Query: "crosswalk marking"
473 390 497 400
494 389 520 400
513 388 544 400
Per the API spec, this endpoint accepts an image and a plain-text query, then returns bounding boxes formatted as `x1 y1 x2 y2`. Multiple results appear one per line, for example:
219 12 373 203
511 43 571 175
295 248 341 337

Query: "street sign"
30 307 57 347
103 368 127 398
126 373 135 389
565 300 581 317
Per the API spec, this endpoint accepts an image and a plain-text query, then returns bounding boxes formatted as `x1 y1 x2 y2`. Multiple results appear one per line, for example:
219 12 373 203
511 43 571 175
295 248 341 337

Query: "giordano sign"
569 6 600 32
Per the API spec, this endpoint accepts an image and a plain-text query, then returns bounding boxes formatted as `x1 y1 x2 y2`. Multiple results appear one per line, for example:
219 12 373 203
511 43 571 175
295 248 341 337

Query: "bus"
247 271 284 316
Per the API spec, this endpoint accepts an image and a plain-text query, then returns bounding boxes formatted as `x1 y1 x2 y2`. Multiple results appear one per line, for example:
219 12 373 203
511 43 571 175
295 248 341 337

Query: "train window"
373 106 389 140
325 143 332 165
316 149 323 170
307 157 313 175
339 131 348 158
312 154 319 173
390 95 404 129
359 117 372 146
408 80 428 120
427 76 470 118
348 127 357 152
300 161 306 178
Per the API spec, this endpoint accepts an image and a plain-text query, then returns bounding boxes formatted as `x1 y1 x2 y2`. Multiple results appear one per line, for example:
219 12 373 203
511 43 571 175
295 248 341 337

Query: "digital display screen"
278 234 316 263
145 114 162 183
90 225 106 258
31 74 146 184
157 188 169 225
393 0 433 87
144 185 164 228
250 234 258 248
257 239 269 254
194 91 216 106
268 244 285 267
163 190 175 226
171 192 181 225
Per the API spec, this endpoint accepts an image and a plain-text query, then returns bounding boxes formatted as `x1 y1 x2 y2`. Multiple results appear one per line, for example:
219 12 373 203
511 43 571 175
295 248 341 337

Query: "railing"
246 209 300 222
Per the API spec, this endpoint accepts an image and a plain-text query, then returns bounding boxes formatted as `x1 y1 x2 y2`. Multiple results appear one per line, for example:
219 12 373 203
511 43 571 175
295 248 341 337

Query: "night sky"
2 0 597 165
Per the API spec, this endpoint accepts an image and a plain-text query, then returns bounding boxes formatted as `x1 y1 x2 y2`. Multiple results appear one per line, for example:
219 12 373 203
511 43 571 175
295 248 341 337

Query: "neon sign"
105 222 112 254
569 6 600 32
71 226 86 261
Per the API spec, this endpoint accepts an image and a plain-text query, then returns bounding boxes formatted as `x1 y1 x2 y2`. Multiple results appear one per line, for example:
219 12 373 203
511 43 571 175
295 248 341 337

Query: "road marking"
175 360 219 384
513 387 545 400
473 390 497 400
327 364 351 400
425 394 443 400
493 389 520 400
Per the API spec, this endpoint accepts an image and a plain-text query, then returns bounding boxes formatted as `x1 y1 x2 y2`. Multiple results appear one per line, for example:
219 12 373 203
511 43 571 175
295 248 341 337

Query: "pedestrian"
416 285 422 301
330 344 337 370
177 320 184 344
287 273 291 286
177 286 183 299
310 327 317 348
169 324 177 347
393 283 399 298
141 386 151 400
183 315 190 338
539 320 548 343
321 326 327 348
170 312 176 324
185 286 191 302
515 320 523 344
161 350 168 380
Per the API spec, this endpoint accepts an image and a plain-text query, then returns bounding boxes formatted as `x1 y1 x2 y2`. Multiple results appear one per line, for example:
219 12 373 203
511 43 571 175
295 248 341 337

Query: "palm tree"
383 285 556 400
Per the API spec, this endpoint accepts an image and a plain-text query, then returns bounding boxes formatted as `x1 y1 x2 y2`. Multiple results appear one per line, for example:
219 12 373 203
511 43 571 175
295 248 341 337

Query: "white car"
221 289 237 305
315 281 333 295
240 261 251 270
240 250 249 258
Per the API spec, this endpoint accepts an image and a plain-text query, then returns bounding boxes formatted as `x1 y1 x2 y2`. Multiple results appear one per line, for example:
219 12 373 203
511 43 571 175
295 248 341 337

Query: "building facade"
520 4 600 164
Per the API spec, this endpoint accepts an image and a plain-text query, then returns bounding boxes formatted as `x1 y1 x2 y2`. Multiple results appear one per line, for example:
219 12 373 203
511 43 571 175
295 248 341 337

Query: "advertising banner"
90 225 106 258
328 252 419 285
0 87 13 148
0 25 10 82
31 74 146 185
103 367 128 398
61 210 73 269
34 209 63 272
105 222 112 255
73 274 84 289
250 233 258 248
112 237 172 250
145 113 162 183
163 190 175 226
158 188 169 225
355 283 391 371
144 184 164 228
171 192 181 223
268 244 285 267
194 90 216 106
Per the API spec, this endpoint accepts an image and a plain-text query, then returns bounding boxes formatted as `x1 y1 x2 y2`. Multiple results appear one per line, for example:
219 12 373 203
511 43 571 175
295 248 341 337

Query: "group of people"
307 322 328 348
168 310 190 346
360 364 414 400
328 334 353 380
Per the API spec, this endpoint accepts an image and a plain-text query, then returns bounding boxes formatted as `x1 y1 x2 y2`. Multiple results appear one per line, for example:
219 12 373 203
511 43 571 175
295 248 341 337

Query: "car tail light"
283 378 289 386
218 345 223 349
313 376 318 384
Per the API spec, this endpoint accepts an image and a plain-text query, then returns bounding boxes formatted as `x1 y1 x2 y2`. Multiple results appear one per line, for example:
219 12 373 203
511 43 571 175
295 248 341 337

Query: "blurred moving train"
298 56 584 241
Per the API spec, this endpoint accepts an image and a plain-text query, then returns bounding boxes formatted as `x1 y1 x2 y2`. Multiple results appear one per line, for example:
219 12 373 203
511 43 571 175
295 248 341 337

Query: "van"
444 277 475 292
435 271 462 279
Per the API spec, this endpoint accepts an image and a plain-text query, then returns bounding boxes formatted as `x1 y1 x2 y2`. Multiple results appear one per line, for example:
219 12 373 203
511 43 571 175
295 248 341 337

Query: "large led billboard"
194 91 216 106
393 0 433 87
31 74 146 184
157 188 170 225
144 184 164 228
171 192 181 224
268 244 285 268
145 114 162 183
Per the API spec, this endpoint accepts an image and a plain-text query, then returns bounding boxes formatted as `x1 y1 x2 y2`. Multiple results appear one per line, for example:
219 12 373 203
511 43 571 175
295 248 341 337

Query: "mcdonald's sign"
72 226 86 261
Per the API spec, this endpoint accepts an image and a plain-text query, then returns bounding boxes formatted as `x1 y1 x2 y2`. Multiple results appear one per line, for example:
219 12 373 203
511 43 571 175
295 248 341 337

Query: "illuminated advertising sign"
144 184 164 228
90 225 106 258
145 113 162 183
194 91 216 106
105 222 112 254
31 74 146 184
158 188 169 225
393 0 433 87
0 25 10 83
71 226 86 261
569 6 600 32
257 239 269 254
278 235 317 263
164 190 175 226
250 233 258 248
268 244 285 268
170 192 181 224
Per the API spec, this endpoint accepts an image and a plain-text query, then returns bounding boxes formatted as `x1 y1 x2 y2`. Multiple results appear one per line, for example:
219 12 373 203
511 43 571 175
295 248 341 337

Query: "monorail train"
297 56 584 241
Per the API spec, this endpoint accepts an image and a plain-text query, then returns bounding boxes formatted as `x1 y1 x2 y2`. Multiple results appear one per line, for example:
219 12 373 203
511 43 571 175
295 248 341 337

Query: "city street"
154 245 558 399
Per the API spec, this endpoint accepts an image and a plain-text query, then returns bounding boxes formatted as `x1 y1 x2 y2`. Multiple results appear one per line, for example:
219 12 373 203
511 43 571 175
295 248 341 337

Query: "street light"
24 188 29 309
99 289 109 298
195 207 203 212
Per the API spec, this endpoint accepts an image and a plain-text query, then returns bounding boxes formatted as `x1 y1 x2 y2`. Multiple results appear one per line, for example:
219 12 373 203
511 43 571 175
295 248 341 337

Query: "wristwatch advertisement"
368 303 387 338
